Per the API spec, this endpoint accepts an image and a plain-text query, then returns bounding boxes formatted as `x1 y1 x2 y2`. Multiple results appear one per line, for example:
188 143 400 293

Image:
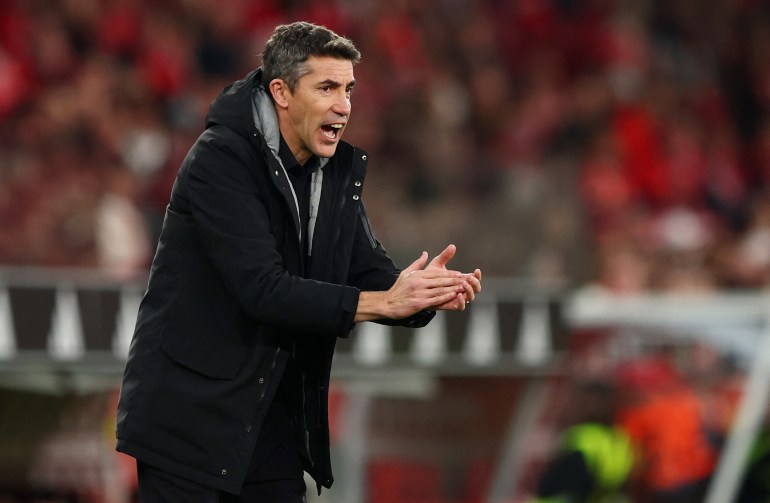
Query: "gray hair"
262 22 361 93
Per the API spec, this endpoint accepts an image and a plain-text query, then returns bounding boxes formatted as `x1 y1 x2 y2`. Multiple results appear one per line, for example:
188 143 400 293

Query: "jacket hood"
205 68 330 168
251 74 282 160
204 69 263 139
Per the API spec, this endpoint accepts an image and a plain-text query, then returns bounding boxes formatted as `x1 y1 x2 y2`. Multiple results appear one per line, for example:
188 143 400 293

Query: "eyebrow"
318 79 356 88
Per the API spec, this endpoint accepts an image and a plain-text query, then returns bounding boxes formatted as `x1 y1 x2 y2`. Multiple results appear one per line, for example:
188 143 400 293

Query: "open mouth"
320 123 344 140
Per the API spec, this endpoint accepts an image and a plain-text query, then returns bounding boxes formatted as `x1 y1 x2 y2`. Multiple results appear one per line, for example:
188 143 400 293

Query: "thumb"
429 244 456 268
405 251 428 273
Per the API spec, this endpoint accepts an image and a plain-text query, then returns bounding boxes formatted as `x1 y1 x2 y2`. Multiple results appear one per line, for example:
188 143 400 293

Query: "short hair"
262 22 361 92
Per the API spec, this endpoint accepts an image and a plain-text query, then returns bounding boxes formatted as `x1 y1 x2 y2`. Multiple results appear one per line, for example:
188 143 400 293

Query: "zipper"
277 160 302 243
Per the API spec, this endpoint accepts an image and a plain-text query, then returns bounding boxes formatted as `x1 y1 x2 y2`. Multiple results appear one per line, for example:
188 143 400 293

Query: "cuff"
337 286 360 337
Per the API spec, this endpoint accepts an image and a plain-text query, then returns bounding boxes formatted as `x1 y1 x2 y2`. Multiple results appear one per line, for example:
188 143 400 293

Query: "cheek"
304 113 323 135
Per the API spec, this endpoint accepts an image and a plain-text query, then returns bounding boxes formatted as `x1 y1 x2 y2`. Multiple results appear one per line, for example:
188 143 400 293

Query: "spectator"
616 354 717 503
0 0 769 288
94 167 152 280
530 380 634 503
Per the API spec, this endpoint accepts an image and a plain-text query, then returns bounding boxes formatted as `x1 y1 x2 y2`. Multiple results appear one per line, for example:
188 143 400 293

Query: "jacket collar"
251 73 329 173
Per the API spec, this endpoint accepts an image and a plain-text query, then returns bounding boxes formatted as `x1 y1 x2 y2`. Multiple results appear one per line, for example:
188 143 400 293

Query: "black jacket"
115 69 434 494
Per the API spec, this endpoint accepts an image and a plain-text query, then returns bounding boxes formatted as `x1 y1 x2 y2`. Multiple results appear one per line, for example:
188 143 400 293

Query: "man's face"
278 55 355 165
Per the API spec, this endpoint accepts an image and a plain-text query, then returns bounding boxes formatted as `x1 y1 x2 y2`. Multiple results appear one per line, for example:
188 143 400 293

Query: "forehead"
301 56 355 83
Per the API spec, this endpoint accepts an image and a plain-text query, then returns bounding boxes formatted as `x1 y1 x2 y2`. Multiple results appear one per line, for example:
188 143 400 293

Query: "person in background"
615 353 717 503
115 21 482 503
531 380 634 503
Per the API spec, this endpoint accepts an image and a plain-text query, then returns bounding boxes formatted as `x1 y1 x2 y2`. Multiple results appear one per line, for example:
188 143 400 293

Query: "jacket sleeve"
347 201 435 329
181 128 358 336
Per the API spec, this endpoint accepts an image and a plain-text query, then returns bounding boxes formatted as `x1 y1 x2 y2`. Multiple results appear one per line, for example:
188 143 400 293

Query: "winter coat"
115 68 434 494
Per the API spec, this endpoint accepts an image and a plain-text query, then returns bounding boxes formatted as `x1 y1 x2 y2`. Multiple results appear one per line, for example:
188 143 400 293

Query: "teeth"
330 124 344 129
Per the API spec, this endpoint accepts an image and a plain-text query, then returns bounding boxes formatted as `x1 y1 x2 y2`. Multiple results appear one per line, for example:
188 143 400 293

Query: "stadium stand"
3 0 770 502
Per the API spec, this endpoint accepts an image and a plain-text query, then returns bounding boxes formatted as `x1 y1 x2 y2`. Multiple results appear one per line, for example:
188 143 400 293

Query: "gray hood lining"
251 84 328 254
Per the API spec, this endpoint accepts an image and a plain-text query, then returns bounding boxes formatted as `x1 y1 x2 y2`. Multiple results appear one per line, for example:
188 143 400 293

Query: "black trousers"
137 401 307 503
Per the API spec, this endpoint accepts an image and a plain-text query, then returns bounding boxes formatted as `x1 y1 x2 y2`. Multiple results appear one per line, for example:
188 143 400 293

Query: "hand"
425 244 482 311
380 250 467 319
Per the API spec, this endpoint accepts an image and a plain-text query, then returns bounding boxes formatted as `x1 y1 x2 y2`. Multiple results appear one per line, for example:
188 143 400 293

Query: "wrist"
355 290 391 322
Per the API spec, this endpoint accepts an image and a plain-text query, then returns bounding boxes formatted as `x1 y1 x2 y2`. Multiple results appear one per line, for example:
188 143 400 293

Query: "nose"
332 90 351 117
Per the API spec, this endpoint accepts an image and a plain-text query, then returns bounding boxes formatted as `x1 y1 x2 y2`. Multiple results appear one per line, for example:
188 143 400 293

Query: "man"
116 21 481 502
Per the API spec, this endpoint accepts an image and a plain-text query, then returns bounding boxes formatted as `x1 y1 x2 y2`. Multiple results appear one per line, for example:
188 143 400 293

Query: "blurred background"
2 0 770 501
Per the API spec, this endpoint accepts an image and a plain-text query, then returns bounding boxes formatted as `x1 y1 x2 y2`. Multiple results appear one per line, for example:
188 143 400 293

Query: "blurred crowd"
2 0 770 290
528 344 754 503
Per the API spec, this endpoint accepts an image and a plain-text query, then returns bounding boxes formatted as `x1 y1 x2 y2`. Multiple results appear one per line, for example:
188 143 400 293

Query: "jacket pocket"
161 328 247 380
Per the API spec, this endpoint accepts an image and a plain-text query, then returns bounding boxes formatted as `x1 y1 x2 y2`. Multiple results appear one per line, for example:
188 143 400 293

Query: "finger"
433 292 468 311
421 269 464 281
428 244 456 268
454 293 468 311
462 280 475 302
429 290 462 308
404 251 428 274
418 274 466 287
425 286 465 301
455 292 467 310
408 268 464 284
465 275 481 293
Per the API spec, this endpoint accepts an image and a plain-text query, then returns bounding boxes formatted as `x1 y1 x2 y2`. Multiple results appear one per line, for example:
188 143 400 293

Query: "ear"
269 79 290 109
